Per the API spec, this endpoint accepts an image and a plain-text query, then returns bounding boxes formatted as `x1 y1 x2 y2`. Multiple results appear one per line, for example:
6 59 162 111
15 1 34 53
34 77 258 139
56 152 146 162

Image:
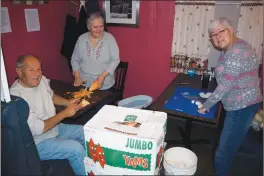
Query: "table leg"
178 119 192 149
166 119 211 150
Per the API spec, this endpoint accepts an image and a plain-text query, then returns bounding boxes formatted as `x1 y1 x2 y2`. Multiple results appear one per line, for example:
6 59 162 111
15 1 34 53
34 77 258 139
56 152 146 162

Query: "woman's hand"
91 72 108 90
198 106 207 114
96 74 106 89
73 71 87 87
73 77 83 87
73 77 87 87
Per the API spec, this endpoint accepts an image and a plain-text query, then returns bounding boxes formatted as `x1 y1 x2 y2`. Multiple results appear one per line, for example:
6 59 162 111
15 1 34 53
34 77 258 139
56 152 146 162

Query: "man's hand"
69 98 81 104
53 94 74 107
43 99 82 133
62 102 81 118
198 107 207 114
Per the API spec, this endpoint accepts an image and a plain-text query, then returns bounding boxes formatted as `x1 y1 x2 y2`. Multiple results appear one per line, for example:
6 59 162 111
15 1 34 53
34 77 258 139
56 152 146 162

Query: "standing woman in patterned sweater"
198 17 263 176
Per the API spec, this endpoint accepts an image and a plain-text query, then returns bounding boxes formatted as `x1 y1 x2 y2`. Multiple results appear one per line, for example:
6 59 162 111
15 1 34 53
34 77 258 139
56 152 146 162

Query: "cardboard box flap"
85 105 167 139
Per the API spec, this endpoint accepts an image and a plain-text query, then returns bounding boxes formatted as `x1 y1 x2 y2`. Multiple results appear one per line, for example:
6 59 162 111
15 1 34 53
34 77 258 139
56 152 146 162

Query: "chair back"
1 96 44 175
113 61 128 99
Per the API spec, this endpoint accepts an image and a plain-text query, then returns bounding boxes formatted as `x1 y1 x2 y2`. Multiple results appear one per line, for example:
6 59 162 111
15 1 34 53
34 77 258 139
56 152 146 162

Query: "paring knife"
174 82 190 85
182 93 207 102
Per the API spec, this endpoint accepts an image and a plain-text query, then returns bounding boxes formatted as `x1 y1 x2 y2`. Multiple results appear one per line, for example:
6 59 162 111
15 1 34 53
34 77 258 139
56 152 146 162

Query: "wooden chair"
112 61 128 100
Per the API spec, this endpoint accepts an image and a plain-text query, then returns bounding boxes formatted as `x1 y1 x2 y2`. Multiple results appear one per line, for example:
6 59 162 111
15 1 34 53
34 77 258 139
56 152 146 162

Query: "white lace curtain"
171 1 215 74
237 1 263 62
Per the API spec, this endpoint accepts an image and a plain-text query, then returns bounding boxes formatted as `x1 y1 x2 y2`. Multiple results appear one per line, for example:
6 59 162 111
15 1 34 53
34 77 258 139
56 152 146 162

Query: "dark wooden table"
151 73 222 149
50 79 121 123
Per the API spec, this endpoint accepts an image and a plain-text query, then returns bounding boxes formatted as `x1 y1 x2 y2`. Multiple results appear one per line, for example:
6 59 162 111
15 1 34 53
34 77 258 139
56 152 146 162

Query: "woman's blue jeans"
214 103 260 176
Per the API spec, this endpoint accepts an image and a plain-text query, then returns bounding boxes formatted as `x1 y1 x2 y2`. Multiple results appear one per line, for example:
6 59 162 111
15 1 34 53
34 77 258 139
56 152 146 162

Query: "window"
237 1 263 62
171 1 215 75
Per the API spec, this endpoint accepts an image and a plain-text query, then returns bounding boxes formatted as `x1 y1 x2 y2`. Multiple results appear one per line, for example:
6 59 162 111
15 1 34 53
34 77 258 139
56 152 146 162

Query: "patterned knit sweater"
203 39 263 111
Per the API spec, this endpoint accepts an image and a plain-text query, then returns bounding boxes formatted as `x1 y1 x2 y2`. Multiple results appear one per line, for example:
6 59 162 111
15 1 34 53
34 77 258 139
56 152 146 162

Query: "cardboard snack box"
83 105 167 175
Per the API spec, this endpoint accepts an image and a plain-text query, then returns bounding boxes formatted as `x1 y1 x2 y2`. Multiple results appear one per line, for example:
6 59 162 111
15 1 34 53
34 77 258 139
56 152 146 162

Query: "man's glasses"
209 28 227 39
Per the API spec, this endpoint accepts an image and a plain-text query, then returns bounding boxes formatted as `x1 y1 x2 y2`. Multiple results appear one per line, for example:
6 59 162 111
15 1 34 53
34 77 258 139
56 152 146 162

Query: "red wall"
107 1 176 99
2 1 262 105
1 1 78 85
2 1 176 100
1 1 263 101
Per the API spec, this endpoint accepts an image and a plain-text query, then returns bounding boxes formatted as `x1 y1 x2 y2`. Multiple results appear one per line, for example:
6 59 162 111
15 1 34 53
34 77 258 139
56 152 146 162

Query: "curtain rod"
175 1 239 5
216 1 263 5
69 0 79 6
175 1 262 5
215 2 241 5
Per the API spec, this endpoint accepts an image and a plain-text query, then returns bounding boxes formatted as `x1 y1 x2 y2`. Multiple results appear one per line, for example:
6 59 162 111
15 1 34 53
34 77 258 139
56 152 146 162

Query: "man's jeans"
214 103 260 176
36 123 86 176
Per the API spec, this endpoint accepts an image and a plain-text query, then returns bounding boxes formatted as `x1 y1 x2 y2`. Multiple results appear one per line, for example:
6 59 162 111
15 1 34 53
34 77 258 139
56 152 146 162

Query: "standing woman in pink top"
198 17 262 176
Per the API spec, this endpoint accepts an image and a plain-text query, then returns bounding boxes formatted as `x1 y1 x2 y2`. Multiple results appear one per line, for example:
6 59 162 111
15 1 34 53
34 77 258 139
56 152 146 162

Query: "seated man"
10 54 86 176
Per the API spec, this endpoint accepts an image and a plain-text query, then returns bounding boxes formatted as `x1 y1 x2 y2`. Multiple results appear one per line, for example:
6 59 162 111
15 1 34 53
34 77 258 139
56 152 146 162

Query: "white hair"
86 12 104 27
208 17 233 34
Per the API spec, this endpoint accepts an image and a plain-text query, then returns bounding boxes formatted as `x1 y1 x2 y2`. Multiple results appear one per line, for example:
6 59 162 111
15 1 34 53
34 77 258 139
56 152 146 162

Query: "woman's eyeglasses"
210 28 227 39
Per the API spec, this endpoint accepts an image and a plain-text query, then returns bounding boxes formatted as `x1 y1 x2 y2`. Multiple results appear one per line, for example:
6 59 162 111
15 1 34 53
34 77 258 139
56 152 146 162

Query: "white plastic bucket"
163 147 198 175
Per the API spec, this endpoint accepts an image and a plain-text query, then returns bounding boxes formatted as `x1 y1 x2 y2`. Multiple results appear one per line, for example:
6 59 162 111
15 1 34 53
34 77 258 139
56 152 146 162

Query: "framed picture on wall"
103 0 140 28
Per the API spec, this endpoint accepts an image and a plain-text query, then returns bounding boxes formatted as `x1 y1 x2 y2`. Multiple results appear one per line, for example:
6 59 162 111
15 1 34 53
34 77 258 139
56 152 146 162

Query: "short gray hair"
208 17 233 34
16 54 40 68
86 12 104 27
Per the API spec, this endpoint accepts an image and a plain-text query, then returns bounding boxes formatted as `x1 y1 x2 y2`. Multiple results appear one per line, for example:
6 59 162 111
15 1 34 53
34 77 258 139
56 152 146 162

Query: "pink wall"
107 1 176 99
1 1 78 86
2 1 176 100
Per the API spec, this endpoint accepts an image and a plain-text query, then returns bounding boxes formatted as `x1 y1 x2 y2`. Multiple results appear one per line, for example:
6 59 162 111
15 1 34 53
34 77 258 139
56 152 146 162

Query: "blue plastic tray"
118 95 153 109
163 87 216 119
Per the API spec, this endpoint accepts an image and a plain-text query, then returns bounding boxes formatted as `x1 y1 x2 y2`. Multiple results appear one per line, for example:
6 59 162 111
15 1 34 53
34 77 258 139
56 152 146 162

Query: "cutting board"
164 87 217 119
